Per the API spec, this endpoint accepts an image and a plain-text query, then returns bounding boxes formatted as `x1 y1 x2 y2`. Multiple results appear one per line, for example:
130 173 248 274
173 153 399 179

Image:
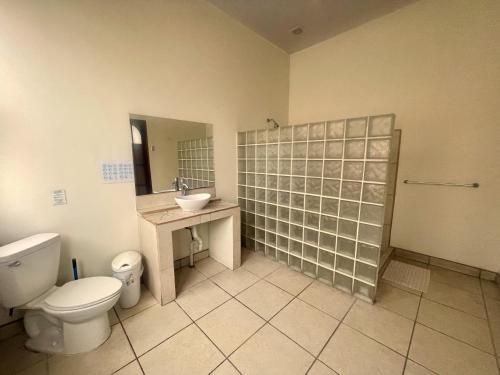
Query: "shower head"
266 118 280 128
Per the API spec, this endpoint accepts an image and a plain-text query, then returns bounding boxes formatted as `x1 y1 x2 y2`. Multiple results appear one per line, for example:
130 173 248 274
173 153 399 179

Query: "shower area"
237 115 400 302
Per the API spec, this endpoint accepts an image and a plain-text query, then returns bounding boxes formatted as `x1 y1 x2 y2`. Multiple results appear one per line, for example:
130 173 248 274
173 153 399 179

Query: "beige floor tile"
485 298 500 356
211 360 240 375
404 360 436 375
265 265 314 295
139 324 224 375
109 308 120 325
195 256 227 277
429 266 482 295
417 298 493 353
230 324 314 375
489 318 500 357
197 299 265 355
320 324 405 375
376 282 420 320
409 324 498 375
175 266 207 292
48 324 135 375
211 268 259 296
482 280 500 301
236 280 294 320
122 301 191 355
16 361 48 375
298 281 355 320
241 248 258 262
343 300 413 355
382 279 423 296
308 360 339 375
271 299 339 355
0 333 47 374
424 280 486 319
115 285 158 321
0 320 23 341
485 297 500 321
175 279 231 320
114 360 143 375
241 253 280 278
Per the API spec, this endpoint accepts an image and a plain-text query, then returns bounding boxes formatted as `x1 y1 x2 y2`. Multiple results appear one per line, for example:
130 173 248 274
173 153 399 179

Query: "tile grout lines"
480 278 500 372
215 270 315 370
178 259 322 373
111 260 263 373
401 289 423 375
115 314 146 375
304 296 357 375
113 255 500 375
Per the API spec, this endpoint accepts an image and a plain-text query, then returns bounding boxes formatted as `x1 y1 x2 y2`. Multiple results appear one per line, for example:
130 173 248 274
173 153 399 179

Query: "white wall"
289 0 500 271
0 0 289 291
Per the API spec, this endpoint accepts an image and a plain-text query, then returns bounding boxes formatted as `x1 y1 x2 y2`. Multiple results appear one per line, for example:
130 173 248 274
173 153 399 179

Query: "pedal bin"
111 251 143 309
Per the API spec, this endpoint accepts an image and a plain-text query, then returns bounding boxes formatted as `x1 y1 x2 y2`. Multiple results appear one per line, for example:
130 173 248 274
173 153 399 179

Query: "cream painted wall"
0 0 289 295
289 0 500 271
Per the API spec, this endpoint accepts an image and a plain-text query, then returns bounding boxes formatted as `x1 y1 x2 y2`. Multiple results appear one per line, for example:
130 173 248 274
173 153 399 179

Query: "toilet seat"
44 277 121 311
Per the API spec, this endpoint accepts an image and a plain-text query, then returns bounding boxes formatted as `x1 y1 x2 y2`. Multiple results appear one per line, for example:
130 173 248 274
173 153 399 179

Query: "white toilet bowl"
0 234 122 354
42 277 121 354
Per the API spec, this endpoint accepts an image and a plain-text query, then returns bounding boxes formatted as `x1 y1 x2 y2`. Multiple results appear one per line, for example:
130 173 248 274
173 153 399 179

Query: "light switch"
52 189 67 205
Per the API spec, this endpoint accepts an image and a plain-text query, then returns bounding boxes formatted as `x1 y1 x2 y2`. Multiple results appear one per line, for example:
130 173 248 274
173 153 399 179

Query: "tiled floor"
1 251 500 375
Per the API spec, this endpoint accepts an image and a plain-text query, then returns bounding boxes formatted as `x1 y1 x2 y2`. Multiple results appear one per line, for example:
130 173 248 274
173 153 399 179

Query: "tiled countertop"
138 199 239 225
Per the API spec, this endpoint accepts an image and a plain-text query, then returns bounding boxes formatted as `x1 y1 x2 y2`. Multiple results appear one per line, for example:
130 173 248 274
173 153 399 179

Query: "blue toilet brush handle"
72 258 79 280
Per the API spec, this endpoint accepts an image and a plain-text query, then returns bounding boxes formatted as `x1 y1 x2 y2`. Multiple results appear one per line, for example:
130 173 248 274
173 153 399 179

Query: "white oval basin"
175 193 211 212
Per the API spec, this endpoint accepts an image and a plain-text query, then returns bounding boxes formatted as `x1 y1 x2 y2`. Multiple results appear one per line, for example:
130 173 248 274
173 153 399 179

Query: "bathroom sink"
175 193 211 212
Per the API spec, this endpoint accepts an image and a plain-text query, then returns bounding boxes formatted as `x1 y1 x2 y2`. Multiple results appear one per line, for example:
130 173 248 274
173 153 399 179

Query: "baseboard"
389 247 498 283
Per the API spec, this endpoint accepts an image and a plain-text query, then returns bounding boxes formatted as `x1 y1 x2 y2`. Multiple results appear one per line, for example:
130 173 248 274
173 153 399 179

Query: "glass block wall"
237 115 395 301
177 137 215 188
379 129 401 274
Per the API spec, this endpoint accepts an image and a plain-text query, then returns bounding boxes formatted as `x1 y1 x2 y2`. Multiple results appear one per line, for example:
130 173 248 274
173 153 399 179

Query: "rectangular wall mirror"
129 115 215 196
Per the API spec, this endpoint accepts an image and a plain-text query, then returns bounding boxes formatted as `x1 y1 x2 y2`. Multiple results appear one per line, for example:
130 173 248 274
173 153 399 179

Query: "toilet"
0 233 122 354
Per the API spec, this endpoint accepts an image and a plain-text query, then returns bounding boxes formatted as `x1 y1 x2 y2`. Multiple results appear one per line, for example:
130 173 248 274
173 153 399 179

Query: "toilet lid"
44 277 122 311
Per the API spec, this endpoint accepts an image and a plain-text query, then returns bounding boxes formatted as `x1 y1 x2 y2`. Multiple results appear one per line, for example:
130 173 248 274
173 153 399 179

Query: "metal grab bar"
403 180 479 188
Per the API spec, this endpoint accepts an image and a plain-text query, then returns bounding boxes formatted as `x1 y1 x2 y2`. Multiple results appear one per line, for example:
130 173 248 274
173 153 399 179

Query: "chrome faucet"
180 180 190 196
171 177 179 191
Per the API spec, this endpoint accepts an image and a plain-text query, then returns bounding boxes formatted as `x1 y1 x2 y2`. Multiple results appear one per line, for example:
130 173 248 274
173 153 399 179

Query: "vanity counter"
137 199 240 305
138 199 239 225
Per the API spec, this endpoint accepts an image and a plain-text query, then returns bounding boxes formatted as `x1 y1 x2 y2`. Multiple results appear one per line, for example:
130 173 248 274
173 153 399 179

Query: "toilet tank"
0 233 61 308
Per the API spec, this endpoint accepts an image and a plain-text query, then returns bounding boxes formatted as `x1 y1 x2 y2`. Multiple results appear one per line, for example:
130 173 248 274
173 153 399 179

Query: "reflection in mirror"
129 115 214 196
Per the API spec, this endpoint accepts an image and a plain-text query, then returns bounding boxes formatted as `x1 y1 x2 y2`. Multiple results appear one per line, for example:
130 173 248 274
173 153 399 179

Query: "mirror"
129 115 214 196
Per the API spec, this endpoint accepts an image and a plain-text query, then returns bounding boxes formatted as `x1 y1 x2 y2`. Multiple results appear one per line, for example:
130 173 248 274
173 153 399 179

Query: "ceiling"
207 0 418 53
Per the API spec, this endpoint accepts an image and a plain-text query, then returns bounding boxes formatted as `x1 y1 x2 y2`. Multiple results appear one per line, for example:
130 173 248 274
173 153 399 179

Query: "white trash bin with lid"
111 251 143 309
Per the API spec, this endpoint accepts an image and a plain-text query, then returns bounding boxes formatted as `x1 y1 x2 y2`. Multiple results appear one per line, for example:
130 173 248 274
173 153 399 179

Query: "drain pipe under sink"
186 226 203 267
